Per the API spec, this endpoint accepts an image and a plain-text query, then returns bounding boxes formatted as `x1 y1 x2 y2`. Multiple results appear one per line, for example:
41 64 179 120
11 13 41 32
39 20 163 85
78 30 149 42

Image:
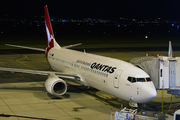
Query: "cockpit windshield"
127 77 151 83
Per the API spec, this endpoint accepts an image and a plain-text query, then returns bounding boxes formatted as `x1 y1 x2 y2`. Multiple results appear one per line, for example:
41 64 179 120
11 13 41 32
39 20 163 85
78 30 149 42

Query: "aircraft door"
113 70 122 88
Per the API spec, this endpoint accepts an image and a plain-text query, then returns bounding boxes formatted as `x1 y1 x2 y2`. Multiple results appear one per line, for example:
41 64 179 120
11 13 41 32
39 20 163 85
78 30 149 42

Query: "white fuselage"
47 47 156 103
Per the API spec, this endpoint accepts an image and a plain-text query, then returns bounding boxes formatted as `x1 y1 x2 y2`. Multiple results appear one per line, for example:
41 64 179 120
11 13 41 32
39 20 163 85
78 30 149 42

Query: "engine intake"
45 75 67 96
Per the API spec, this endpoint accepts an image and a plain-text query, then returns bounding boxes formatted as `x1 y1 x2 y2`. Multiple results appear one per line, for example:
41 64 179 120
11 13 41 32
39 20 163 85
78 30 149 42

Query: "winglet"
168 41 173 57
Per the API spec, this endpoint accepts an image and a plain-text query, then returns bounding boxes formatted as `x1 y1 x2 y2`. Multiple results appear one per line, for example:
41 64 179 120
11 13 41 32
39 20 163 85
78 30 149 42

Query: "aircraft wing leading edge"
5 44 45 51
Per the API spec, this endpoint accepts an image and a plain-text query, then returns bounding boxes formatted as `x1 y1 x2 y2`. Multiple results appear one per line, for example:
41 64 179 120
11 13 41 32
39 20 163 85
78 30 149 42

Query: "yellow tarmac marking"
0 55 37 70
15 54 37 70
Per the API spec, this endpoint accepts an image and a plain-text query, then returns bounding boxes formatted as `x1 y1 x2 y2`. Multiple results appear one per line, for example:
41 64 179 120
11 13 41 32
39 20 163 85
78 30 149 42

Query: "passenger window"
146 78 151 82
137 78 146 82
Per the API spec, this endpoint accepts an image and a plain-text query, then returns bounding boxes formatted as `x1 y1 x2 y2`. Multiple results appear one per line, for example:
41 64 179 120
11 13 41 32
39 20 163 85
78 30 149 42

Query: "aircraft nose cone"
141 83 157 103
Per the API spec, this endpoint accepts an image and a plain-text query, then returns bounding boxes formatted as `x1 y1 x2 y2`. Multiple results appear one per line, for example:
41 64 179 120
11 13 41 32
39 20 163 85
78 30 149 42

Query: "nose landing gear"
129 97 138 108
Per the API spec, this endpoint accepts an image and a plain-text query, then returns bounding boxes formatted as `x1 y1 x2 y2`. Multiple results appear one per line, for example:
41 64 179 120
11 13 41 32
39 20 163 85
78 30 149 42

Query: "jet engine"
45 75 67 96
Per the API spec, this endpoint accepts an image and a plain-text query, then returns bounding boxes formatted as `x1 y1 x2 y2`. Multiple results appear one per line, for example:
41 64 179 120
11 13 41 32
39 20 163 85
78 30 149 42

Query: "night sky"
0 0 180 20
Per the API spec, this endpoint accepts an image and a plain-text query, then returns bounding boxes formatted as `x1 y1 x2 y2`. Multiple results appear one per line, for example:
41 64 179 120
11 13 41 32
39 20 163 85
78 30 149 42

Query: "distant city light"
1 14 179 36
62 20 66 22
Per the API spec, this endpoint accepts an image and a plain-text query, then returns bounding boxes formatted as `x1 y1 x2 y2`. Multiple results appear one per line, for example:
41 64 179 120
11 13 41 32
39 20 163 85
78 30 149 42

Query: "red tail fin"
44 5 60 55
44 5 54 49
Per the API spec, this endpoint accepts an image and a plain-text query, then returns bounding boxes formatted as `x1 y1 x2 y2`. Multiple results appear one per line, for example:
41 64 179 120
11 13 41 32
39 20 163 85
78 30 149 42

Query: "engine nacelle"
45 75 67 96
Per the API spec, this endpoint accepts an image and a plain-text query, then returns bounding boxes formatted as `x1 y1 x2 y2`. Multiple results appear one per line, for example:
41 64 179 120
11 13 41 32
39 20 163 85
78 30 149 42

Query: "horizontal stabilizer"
5 44 45 51
62 43 82 49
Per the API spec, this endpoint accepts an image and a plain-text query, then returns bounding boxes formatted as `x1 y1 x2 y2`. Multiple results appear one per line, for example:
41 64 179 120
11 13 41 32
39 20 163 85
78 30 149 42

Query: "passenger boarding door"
113 70 122 88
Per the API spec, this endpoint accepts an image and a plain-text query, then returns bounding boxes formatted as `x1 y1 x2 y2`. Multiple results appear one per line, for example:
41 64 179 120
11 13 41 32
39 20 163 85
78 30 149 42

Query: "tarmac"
0 47 180 120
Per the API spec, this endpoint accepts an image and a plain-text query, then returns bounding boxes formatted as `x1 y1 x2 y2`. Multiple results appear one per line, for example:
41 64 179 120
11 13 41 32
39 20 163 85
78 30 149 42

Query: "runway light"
145 36 148 39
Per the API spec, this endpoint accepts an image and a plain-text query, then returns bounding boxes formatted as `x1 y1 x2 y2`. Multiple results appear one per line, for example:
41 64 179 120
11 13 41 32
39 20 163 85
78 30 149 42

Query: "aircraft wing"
5 43 82 51
0 67 81 80
62 43 82 49
5 44 45 51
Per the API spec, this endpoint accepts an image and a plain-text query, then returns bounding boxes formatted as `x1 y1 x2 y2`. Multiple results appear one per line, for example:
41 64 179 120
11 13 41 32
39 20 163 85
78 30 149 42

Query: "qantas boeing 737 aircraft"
0 5 157 106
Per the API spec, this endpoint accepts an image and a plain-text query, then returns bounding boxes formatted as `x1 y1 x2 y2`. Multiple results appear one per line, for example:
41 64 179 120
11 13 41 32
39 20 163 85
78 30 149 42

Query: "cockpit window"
136 78 146 82
132 78 136 83
127 77 132 82
127 77 135 83
127 77 151 83
146 78 151 82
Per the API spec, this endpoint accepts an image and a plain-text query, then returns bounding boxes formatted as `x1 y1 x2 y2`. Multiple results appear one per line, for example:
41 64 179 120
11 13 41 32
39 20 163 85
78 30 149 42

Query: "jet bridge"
130 41 180 95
